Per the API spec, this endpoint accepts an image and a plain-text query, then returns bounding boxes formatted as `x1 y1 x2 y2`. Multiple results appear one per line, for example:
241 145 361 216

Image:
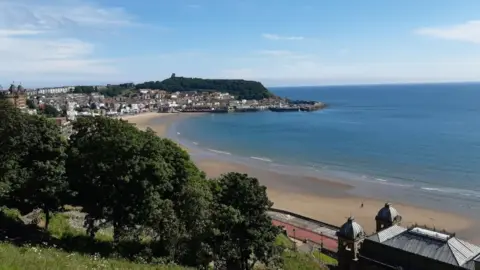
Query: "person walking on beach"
361 202 364 208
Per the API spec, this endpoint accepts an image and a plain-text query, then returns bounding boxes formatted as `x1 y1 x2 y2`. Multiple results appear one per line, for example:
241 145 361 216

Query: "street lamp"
293 228 296 251
320 232 324 251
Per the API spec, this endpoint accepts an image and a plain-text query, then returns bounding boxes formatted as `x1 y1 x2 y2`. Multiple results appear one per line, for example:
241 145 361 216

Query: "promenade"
268 210 339 252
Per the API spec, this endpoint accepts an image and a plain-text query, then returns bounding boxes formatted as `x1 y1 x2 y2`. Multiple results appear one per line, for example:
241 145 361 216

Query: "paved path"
273 220 338 252
267 211 338 239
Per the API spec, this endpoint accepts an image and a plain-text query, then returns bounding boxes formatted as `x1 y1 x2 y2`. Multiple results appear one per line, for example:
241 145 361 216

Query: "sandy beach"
123 112 480 243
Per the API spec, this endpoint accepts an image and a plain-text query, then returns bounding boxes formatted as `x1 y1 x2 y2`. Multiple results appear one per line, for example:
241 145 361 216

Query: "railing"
269 208 340 231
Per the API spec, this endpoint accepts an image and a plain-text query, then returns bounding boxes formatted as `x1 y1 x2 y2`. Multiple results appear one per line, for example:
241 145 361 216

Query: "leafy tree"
26 99 36 109
0 100 26 198
66 118 214 266
66 117 174 241
0 100 67 229
41 104 60 118
152 137 213 267
73 86 96 94
210 172 282 270
100 84 133 97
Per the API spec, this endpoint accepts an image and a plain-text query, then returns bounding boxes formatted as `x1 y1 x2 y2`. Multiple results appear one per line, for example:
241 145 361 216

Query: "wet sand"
123 112 480 243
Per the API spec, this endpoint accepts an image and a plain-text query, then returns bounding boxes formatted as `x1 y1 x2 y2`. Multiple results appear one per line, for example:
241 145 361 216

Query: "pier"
158 102 327 114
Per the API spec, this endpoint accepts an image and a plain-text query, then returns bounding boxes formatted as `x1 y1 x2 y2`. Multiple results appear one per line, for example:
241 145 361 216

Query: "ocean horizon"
168 82 480 217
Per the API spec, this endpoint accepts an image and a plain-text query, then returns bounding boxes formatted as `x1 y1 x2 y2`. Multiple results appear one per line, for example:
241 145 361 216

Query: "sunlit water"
170 83 480 217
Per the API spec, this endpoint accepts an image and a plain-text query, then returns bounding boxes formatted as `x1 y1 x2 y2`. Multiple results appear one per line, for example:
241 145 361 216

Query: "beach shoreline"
122 112 480 244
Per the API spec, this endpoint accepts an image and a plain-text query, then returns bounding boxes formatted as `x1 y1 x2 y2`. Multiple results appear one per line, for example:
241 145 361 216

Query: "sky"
1 0 480 87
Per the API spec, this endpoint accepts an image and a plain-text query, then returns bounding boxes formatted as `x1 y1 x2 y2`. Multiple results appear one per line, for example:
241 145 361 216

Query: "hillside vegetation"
71 75 274 100
136 75 274 100
0 99 327 270
0 242 188 270
0 211 326 270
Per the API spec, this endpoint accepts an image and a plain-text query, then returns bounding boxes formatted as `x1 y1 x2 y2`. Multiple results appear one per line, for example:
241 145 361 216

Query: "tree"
0 100 26 199
66 117 177 242
135 77 274 100
41 104 60 117
210 172 282 270
26 99 36 109
73 86 96 94
66 118 215 266
0 100 67 230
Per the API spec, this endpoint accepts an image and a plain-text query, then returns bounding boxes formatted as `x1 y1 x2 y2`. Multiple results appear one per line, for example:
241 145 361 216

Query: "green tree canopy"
136 77 274 100
66 117 172 241
210 172 282 270
40 104 60 118
66 118 213 267
26 99 36 109
73 86 95 94
0 100 68 229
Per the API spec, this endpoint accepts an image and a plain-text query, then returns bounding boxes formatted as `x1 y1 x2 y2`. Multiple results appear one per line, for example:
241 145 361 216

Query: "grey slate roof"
367 225 480 268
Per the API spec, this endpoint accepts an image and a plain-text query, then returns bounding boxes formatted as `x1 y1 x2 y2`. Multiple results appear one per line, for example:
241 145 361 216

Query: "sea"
169 83 480 217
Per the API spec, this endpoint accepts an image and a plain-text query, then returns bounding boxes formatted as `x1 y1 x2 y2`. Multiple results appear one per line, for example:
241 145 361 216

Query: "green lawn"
0 209 331 270
312 250 338 265
0 242 188 270
274 234 330 270
275 233 295 249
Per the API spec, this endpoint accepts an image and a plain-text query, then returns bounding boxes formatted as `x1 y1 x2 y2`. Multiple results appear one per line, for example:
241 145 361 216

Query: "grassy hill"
136 76 274 100
0 208 328 270
0 242 188 270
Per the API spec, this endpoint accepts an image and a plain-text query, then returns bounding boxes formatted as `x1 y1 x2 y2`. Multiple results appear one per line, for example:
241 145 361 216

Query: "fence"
269 208 340 231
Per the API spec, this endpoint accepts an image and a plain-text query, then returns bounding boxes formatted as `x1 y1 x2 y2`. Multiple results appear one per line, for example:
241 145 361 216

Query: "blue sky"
1 0 480 87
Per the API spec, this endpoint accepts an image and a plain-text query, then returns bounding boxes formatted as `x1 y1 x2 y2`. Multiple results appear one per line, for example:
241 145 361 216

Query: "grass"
0 242 188 270
1 208 331 270
312 250 338 265
275 233 295 249
273 234 329 270
47 213 83 239
282 251 326 270
0 209 189 270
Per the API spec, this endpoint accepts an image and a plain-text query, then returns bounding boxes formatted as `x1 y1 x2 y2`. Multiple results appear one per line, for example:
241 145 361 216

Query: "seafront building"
0 83 27 109
336 203 480 269
26 86 75 96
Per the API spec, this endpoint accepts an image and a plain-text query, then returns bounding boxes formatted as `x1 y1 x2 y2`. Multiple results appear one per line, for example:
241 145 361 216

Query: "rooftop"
367 225 480 268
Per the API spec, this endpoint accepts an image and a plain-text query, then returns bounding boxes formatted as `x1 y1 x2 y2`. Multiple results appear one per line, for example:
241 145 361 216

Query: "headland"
122 112 480 245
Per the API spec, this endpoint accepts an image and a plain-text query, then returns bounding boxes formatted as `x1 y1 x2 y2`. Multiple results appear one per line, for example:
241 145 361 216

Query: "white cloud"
262 33 304 41
0 29 44 36
415 20 480 44
0 0 140 85
0 0 137 29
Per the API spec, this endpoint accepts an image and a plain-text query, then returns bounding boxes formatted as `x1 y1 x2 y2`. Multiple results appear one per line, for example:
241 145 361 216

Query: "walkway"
267 211 338 239
272 219 338 252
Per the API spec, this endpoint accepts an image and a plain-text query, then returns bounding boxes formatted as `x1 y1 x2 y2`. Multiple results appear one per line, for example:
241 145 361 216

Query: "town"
0 81 326 123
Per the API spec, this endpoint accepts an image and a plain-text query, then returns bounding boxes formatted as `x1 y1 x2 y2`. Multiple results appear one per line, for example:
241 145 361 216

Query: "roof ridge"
448 237 477 266
447 240 463 265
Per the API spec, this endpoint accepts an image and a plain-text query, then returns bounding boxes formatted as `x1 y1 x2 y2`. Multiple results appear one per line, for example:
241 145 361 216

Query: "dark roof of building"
376 202 401 223
337 216 365 240
367 225 480 268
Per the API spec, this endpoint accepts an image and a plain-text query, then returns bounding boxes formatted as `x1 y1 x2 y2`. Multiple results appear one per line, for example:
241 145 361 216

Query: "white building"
32 86 74 95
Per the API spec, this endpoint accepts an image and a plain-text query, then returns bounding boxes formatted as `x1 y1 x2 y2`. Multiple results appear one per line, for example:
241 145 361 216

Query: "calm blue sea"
172 83 480 215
